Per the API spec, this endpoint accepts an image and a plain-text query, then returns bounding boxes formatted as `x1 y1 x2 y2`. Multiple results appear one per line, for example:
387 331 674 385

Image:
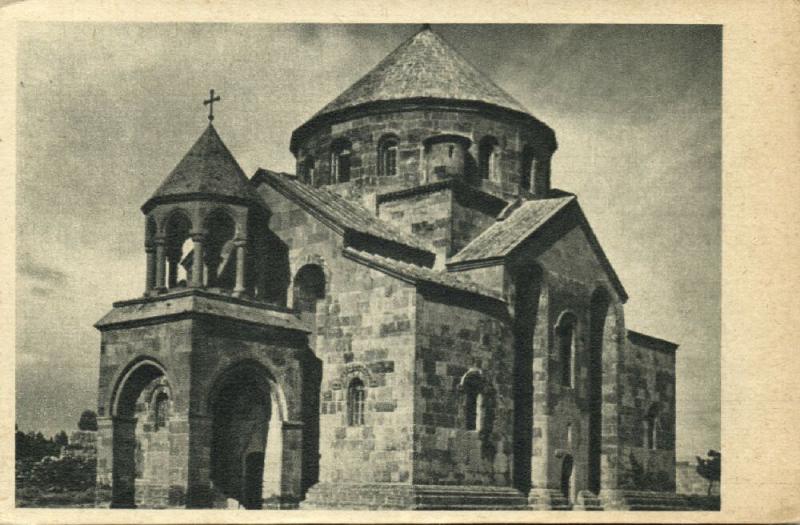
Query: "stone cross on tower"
203 89 221 122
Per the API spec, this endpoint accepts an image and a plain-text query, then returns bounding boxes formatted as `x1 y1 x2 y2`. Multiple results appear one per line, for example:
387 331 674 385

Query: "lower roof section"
95 289 309 334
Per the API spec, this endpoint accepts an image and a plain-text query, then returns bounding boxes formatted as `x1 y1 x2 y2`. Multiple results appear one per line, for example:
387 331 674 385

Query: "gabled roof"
627 329 679 353
343 247 504 302
252 169 434 257
143 124 263 212
449 196 575 264
448 195 628 302
313 25 530 120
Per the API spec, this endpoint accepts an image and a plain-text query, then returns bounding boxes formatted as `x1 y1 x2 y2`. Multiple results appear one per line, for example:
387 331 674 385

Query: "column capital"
190 232 207 242
154 237 167 246
233 238 248 248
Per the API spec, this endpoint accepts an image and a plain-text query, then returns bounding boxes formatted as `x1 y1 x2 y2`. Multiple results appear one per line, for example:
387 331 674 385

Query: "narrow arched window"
378 135 399 177
478 136 499 181
300 155 316 185
520 144 534 192
331 138 352 183
643 404 659 449
154 392 169 431
642 420 653 449
556 313 577 387
463 373 484 431
347 378 366 426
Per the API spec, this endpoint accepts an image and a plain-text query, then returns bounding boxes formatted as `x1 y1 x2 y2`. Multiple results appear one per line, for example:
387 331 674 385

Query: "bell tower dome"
141 122 266 298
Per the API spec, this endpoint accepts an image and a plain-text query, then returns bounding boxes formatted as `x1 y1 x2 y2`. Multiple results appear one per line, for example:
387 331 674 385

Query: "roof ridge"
342 246 504 302
254 169 434 254
448 196 575 264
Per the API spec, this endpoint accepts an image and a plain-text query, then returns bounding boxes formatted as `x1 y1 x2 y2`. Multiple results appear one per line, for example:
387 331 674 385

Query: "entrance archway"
560 454 574 502
209 362 282 509
109 358 168 508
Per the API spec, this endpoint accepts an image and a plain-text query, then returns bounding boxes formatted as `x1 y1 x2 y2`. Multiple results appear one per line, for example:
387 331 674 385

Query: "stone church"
94 25 682 510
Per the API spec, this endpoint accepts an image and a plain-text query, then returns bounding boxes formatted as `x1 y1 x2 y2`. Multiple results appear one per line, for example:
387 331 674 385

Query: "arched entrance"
560 454 574 503
109 358 168 508
209 362 282 509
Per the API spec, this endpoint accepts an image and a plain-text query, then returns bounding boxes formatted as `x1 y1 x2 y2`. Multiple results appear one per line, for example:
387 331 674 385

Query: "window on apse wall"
643 404 660 449
557 313 577 387
347 378 365 426
463 373 484 431
154 392 169 431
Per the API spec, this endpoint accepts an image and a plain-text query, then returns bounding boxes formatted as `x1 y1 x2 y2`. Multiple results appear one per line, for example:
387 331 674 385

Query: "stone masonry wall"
258 184 417 487
617 336 677 492
504 219 627 498
377 185 503 269
413 288 513 487
378 189 452 266
96 319 194 507
295 108 551 209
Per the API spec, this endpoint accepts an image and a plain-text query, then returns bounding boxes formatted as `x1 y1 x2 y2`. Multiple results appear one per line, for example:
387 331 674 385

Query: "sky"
15 23 721 461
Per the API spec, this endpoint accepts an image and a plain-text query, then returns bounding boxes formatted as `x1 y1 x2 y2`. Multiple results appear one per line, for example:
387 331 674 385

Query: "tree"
696 449 721 496
53 430 69 447
78 410 98 431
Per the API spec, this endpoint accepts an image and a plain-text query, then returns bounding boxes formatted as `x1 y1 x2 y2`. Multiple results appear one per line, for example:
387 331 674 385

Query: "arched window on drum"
378 134 399 177
330 138 352 183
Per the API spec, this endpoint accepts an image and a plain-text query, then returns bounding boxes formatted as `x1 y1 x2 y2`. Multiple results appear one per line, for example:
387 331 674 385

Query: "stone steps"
414 486 528 510
606 491 693 511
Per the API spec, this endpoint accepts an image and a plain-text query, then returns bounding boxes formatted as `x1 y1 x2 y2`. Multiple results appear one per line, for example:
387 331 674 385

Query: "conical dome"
313 25 530 120
143 124 263 212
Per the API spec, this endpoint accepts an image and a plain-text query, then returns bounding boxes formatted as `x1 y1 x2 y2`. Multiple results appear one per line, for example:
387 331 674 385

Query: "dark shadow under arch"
511 264 543 494
109 358 168 508
209 361 275 509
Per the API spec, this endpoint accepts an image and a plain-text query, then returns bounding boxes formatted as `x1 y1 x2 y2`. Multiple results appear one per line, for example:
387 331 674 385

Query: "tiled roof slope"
144 124 263 210
314 26 530 120
343 247 504 302
449 196 575 264
253 169 433 254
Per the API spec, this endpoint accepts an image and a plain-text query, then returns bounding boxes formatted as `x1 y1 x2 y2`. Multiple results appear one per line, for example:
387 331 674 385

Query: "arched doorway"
560 454 574 503
110 358 168 508
587 288 611 495
209 363 281 509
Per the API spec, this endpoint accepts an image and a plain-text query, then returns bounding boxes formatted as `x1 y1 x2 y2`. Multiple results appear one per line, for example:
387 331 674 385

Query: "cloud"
18 253 68 287
29 286 52 297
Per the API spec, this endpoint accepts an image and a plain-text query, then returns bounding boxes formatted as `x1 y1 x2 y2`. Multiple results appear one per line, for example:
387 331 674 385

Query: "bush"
28 456 96 493
78 411 98 431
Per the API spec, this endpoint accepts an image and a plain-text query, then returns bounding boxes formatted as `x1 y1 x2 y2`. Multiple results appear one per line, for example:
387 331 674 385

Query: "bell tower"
141 120 264 298
94 99 319 509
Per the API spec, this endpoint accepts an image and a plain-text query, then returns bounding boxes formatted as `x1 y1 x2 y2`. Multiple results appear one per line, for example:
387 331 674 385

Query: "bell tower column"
145 244 156 295
154 237 167 292
233 239 247 297
190 233 206 288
